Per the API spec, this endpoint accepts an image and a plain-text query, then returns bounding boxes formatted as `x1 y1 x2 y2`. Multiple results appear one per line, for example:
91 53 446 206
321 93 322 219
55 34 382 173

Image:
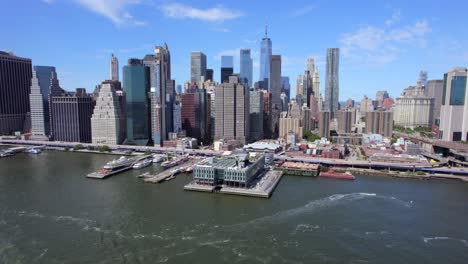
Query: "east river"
1 149 468 263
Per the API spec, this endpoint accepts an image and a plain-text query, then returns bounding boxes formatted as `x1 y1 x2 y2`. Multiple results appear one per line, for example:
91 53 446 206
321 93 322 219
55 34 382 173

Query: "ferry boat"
132 159 152 169
137 172 151 178
319 170 355 180
0 151 13 158
87 156 134 179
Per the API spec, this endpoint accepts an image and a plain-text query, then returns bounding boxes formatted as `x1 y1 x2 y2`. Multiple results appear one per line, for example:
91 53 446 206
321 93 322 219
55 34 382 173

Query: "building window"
450 76 466 106
453 132 462 141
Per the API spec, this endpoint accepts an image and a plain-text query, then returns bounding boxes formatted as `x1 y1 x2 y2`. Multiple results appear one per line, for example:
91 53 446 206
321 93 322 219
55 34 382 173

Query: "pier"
86 155 152 179
143 160 197 183
184 170 284 198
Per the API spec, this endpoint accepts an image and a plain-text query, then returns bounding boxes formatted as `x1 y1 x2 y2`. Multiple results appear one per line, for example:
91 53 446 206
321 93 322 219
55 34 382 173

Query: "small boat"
165 175 176 181
133 159 152 169
27 148 42 154
319 169 355 180
185 166 193 173
152 155 165 163
137 172 151 178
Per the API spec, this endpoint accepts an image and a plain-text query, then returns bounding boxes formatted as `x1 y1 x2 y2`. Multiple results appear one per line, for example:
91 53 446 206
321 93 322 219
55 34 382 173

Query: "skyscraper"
214 76 250 144
240 49 253 87
190 51 207 83
221 55 234 83
249 90 264 141
123 59 151 146
91 82 125 144
365 110 394 137
281 76 290 99
439 68 468 141
110 54 119 81
50 89 94 143
324 48 340 118
206 69 213 82
269 55 282 136
0 51 32 135
48 72 65 141
259 25 272 89
419 70 428 87
29 66 56 140
312 67 321 111
426 80 444 125
146 44 174 146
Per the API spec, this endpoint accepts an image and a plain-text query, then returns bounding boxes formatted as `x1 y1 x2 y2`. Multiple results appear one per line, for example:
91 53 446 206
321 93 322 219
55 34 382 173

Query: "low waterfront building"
243 141 282 154
193 154 265 187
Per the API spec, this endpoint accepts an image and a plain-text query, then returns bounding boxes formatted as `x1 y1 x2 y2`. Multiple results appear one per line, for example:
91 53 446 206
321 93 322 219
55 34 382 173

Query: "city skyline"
2 1 468 100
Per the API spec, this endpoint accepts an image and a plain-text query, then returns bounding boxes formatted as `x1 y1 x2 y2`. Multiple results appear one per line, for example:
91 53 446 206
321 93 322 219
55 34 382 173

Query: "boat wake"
423 236 468 247
246 193 412 225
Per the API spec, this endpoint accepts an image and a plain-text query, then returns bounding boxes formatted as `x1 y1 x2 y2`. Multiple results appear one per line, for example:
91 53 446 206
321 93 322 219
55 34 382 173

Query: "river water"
1 149 468 263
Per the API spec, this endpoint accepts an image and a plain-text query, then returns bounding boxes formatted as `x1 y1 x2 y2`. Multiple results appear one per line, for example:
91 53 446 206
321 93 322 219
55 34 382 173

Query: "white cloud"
75 0 147 26
385 10 401 26
160 3 243 22
340 19 432 65
290 5 315 17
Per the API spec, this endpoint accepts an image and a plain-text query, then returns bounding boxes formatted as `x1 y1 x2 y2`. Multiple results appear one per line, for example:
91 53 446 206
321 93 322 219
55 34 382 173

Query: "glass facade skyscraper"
190 51 207 83
123 59 151 146
240 49 253 87
260 26 272 89
221 55 234 83
324 48 339 118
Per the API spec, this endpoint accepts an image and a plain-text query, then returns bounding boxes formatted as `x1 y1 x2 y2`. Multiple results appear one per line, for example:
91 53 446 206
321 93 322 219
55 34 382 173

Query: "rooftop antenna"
265 24 268 37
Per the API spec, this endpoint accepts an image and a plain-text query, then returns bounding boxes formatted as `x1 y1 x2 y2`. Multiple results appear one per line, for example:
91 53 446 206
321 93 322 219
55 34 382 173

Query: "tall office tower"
345 98 355 108
296 74 304 105
214 75 250 144
144 44 174 146
426 80 444 125
312 67 321 111
110 54 119 81
269 55 282 136
29 66 56 140
302 70 313 107
48 72 65 140
0 51 32 135
375 90 389 105
279 106 303 140
318 112 330 138
221 56 234 83
309 95 319 121
180 92 201 138
208 90 216 139
240 49 253 87
263 92 272 138
360 96 374 114
365 110 394 137
173 99 182 133
191 51 207 83
206 69 213 82
91 82 125 144
176 84 183 94
123 58 151 146
324 48 340 118
337 110 353 133
249 90 264 141
439 68 468 141
50 88 94 143
419 70 428 87
281 76 291 99
280 92 289 112
306 57 315 74
301 105 314 131
394 84 434 128
259 25 272 89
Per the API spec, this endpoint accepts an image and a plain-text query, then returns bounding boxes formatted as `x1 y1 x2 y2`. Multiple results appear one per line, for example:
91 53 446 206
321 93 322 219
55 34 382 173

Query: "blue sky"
2 0 468 101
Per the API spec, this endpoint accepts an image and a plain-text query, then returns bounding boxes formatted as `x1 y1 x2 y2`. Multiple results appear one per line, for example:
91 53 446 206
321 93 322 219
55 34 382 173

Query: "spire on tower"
265 24 268 37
